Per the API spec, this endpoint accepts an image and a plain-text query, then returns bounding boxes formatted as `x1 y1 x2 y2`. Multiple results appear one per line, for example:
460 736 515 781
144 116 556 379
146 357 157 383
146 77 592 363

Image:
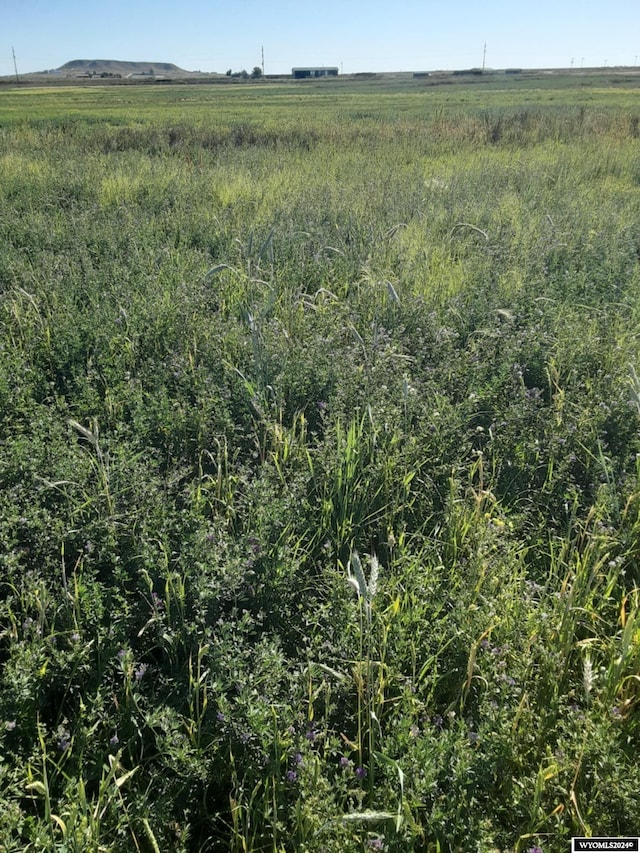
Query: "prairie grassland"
1 81 640 851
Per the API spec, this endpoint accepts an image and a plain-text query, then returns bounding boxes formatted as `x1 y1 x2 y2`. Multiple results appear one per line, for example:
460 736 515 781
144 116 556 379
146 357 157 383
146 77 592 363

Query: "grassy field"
1 79 640 851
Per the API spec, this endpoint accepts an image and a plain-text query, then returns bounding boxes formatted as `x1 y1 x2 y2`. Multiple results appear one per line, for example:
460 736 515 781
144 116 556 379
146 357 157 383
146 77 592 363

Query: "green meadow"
1 78 640 851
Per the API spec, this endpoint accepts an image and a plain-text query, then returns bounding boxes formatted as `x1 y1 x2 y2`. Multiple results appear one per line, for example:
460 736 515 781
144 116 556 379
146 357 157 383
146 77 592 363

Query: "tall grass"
1 81 640 850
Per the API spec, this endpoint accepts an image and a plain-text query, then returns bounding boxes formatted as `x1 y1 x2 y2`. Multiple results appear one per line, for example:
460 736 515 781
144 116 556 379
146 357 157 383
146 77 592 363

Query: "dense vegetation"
1 79 640 851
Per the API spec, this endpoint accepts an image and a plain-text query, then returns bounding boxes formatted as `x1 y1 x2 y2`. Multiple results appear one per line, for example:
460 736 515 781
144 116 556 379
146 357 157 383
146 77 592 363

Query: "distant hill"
57 59 192 76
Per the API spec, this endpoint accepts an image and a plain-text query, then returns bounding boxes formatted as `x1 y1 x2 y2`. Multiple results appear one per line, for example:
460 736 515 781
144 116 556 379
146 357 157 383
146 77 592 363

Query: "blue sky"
2 0 640 77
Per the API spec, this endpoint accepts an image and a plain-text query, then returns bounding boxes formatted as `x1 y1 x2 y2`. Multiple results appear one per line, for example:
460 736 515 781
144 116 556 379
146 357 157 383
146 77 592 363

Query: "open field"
1 80 640 851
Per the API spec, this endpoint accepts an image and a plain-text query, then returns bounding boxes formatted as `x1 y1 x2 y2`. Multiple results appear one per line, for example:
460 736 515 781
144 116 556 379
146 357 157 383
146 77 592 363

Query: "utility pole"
482 42 486 73
12 46 20 84
261 45 265 77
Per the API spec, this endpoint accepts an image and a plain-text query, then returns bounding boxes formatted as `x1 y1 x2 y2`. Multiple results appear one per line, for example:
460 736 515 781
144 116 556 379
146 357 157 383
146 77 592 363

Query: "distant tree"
251 66 263 78
226 68 232 76
240 69 249 79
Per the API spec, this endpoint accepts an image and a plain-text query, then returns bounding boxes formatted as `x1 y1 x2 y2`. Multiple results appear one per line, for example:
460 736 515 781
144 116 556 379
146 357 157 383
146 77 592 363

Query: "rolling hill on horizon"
56 59 193 76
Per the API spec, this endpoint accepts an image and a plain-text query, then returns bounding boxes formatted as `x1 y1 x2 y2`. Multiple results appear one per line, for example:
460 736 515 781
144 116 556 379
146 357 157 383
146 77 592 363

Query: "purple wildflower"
134 663 148 681
355 766 367 780
57 729 71 752
286 770 297 783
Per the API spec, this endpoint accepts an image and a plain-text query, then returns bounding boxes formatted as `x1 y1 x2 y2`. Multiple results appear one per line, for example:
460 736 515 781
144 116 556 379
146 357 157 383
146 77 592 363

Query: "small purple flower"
339 756 351 769
468 731 479 744
432 715 443 730
117 649 127 662
286 770 297 783
367 839 385 851
216 711 225 722
5 720 16 731
528 847 543 853
57 730 71 752
110 733 119 746
134 663 148 681
305 726 317 743
292 752 303 767
151 592 164 610
355 766 367 780
70 632 80 643
240 731 251 744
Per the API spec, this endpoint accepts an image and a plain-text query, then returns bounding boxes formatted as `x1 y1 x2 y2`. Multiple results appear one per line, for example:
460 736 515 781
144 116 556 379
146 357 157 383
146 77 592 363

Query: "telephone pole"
261 45 265 77
482 42 487 72
12 46 20 84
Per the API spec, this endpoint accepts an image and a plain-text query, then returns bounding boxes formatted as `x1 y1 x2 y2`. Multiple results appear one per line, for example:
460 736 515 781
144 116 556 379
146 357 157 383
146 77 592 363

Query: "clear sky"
2 0 640 78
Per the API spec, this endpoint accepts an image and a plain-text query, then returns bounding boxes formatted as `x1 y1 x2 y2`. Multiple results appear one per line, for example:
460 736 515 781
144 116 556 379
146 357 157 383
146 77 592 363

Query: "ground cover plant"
1 77 640 851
